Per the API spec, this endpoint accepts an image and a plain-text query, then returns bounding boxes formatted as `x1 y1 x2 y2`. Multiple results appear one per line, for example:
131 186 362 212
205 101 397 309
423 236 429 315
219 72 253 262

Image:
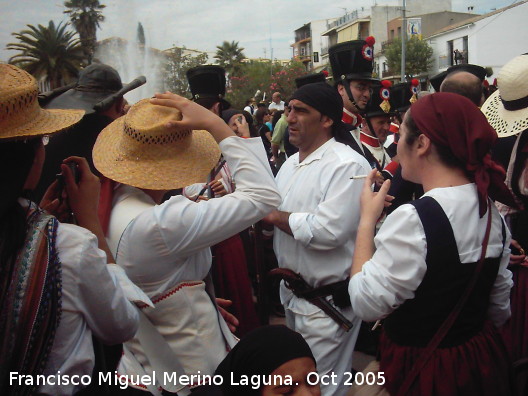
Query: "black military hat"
329 37 379 83
363 80 396 118
186 65 230 109
391 79 420 113
295 72 328 88
430 64 487 92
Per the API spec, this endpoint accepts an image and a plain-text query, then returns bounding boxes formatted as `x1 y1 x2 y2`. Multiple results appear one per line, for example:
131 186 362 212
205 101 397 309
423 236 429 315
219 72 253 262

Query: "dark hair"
404 110 466 171
0 138 41 274
271 110 284 130
255 107 269 126
194 97 222 113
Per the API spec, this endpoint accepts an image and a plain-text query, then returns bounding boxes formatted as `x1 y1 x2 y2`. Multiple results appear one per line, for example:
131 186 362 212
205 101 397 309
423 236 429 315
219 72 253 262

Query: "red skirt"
501 265 528 362
379 322 511 396
211 234 260 337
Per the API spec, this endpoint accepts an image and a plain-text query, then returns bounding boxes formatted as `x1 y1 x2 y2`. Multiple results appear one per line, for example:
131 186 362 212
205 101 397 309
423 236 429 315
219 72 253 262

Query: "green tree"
384 36 434 78
269 58 307 98
137 22 145 46
164 47 209 96
226 59 307 109
64 0 106 63
214 40 245 77
7 21 84 89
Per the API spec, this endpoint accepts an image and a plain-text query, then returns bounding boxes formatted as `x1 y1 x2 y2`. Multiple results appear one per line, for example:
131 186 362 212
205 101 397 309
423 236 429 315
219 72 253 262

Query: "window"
313 52 319 63
447 40 454 66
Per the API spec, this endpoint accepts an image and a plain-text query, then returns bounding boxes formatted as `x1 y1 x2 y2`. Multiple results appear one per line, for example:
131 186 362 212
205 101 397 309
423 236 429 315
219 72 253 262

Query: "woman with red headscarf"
348 93 516 395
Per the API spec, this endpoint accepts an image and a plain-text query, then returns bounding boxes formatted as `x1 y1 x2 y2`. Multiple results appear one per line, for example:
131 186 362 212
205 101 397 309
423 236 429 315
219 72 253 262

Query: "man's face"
286 99 331 152
272 92 281 104
364 116 391 144
338 80 372 113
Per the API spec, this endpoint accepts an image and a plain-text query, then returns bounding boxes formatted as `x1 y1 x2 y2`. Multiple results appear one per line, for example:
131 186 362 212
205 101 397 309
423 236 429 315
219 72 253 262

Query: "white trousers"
285 305 362 396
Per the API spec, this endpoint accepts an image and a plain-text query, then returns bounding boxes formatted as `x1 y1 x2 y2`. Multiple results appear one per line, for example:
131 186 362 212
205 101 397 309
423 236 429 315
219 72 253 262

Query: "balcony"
294 31 311 43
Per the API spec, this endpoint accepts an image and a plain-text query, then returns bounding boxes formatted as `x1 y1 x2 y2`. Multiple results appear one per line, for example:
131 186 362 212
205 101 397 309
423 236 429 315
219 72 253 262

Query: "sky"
0 0 515 63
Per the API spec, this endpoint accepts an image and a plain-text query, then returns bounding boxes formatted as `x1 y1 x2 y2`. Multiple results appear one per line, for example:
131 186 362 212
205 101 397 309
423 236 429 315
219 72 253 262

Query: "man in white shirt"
268 91 285 111
264 82 370 396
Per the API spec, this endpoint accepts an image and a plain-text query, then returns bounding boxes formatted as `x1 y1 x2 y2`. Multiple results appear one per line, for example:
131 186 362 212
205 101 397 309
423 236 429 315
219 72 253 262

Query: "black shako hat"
295 72 327 88
363 80 396 118
42 63 146 114
391 79 420 113
329 37 379 83
430 64 487 92
186 65 231 109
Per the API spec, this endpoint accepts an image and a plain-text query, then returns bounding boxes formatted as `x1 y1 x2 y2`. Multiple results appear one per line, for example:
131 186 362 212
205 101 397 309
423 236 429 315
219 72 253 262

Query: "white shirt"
108 137 281 381
349 184 513 326
40 220 139 396
268 101 285 111
273 138 371 315
111 137 280 297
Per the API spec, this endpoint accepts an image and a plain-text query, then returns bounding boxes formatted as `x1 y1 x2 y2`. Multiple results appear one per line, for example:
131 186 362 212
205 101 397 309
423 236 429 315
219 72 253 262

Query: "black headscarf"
290 82 343 127
215 325 315 396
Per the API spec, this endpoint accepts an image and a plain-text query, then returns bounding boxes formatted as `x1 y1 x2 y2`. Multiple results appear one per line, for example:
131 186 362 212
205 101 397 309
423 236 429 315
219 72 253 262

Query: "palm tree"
64 0 105 63
7 21 84 89
214 40 246 77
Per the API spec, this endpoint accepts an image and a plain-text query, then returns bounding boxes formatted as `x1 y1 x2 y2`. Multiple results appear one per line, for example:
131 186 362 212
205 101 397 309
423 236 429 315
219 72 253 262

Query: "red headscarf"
411 92 518 217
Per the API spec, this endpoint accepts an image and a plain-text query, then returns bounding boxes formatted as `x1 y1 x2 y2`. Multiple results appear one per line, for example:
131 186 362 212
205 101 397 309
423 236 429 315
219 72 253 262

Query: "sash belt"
268 268 353 331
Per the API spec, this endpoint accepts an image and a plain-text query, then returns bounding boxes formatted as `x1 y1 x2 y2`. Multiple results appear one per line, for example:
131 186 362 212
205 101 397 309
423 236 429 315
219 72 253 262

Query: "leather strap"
396 200 493 396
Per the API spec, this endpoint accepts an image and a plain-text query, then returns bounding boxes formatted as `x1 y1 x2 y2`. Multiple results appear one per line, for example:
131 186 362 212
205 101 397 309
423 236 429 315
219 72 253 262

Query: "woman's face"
397 112 420 183
260 357 320 396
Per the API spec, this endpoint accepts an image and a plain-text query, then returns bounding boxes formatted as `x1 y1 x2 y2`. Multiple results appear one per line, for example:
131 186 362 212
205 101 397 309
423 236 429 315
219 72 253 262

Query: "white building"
291 18 337 71
427 0 528 79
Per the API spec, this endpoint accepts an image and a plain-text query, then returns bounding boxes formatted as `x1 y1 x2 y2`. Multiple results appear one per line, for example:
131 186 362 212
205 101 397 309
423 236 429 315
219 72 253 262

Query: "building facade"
291 18 336 71
427 0 528 79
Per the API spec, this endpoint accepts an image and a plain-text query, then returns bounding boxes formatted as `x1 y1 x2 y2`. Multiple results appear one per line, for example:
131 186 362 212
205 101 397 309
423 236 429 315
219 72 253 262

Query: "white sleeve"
128 136 281 258
349 205 428 322
288 160 370 250
487 223 513 327
74 232 140 344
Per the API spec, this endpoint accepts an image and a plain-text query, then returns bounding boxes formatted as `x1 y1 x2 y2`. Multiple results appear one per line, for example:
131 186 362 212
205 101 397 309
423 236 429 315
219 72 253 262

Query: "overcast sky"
1 0 514 63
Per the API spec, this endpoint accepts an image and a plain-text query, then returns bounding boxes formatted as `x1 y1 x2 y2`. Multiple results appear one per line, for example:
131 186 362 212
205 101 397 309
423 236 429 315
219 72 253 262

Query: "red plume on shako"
379 80 392 113
410 79 420 103
362 36 375 61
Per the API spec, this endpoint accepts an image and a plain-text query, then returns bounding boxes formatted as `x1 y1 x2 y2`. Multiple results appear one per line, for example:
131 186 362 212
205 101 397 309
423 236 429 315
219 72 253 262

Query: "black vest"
383 197 506 348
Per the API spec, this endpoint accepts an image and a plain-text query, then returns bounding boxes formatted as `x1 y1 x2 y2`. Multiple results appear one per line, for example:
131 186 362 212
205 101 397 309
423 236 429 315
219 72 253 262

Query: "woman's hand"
40 179 71 222
61 156 101 226
150 92 235 143
359 169 393 226
510 239 527 267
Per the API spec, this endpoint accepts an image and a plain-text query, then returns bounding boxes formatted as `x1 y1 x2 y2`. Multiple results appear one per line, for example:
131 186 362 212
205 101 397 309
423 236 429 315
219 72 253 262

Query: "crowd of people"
1 36 527 396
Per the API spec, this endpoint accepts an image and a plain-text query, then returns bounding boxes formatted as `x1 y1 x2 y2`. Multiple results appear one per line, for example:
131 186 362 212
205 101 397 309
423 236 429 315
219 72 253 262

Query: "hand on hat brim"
151 92 235 143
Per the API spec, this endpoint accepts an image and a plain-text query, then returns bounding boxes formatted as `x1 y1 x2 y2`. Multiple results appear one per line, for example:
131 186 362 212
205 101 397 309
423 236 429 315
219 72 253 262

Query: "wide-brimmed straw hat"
481 54 528 137
0 64 84 141
93 98 221 190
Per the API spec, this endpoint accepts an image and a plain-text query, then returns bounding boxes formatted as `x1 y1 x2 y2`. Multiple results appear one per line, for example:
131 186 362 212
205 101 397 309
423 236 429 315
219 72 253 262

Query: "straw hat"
0 64 84 140
93 98 221 190
481 55 528 137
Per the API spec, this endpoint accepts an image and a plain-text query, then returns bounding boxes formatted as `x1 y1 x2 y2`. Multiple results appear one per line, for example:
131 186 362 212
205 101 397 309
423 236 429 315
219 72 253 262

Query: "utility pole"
401 0 407 82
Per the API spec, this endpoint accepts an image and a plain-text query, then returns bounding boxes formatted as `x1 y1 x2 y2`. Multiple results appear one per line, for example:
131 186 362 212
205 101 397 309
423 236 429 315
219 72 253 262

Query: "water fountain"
95 2 166 104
